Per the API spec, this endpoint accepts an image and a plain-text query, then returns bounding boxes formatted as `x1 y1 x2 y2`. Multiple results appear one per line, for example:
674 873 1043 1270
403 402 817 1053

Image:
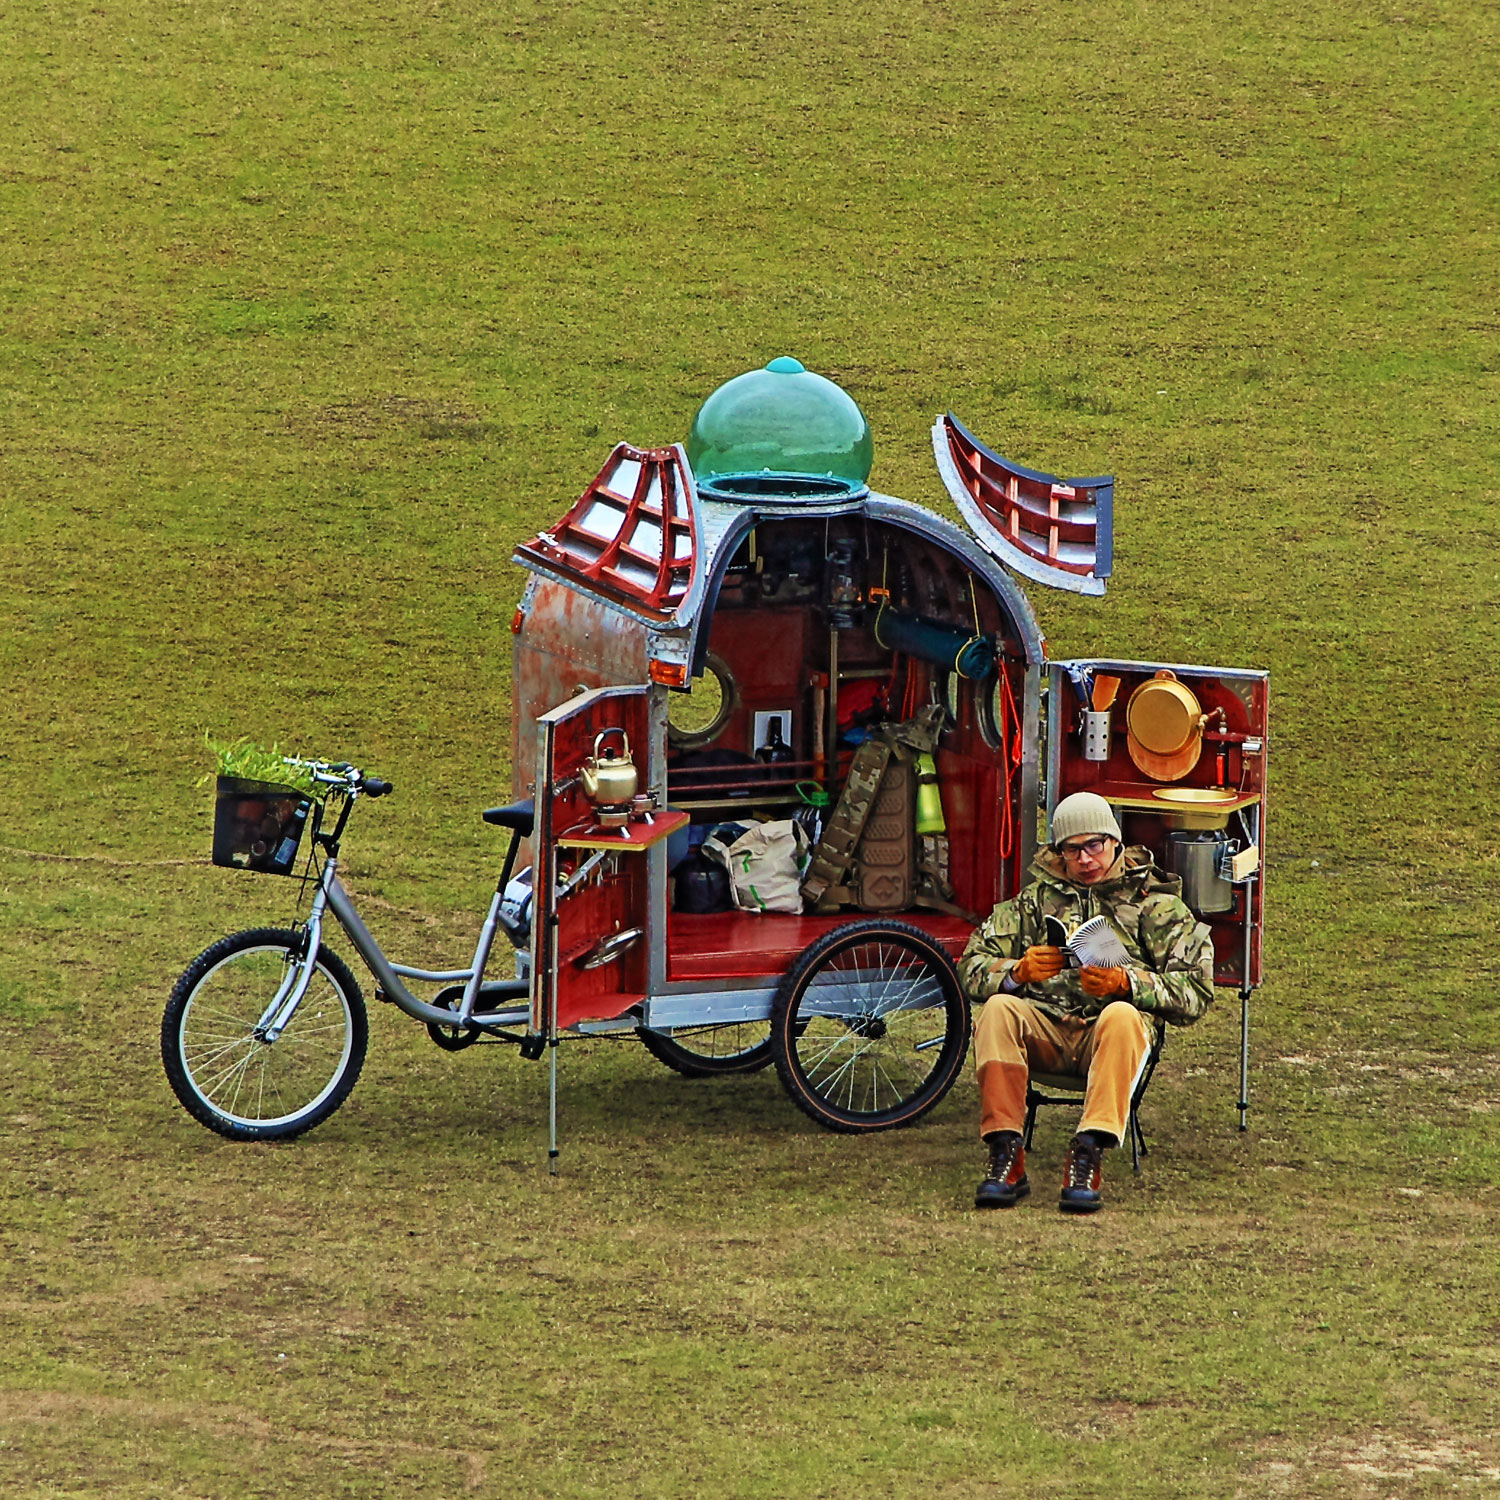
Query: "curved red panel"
935 413 1113 597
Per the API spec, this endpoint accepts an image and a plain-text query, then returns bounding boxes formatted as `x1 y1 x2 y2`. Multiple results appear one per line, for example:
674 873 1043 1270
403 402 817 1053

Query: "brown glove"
1079 965 1131 998
1013 946 1066 985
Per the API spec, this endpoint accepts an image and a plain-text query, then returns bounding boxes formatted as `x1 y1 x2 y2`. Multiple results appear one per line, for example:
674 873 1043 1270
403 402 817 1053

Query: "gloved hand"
1079 965 1131 998
1013 946 1066 984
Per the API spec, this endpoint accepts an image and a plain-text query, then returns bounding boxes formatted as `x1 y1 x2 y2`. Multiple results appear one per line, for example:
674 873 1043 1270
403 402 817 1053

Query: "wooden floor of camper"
665 910 975 983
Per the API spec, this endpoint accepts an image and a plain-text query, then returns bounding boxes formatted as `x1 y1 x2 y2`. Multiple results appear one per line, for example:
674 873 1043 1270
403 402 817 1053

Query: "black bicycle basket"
211 776 315 875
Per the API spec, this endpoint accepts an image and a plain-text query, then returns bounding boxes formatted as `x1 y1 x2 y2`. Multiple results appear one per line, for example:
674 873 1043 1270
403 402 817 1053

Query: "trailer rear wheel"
771 920 970 1133
636 1022 774 1077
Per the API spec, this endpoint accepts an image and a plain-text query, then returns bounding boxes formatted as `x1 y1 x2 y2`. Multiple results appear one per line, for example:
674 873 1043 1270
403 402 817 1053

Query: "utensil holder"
1082 709 1112 761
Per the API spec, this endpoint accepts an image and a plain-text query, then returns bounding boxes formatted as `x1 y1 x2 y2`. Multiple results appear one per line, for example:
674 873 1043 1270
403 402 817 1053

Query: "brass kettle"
580 728 638 806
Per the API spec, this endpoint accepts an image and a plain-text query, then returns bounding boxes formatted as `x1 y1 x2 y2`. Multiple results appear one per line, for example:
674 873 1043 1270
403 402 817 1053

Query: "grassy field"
3 0 1498 1495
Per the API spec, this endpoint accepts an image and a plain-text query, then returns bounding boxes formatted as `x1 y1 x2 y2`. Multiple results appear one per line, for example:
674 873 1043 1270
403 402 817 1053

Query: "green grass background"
2 0 1497 1494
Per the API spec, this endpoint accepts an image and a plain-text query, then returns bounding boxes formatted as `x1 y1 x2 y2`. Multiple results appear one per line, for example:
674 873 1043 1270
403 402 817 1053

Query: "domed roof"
686 357 873 502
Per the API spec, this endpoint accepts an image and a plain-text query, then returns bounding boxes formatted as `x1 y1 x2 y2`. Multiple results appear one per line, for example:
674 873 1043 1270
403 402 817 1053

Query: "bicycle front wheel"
162 928 368 1142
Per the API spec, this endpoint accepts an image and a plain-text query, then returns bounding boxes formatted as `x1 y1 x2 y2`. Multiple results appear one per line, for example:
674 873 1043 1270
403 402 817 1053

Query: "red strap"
996 666 1022 864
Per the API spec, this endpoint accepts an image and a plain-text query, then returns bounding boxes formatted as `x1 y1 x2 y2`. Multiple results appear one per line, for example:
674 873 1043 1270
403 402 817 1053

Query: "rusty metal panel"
933 413 1112 598
510 578 653 801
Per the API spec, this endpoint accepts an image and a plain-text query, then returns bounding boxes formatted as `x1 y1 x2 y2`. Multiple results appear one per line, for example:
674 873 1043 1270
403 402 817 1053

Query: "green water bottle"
915 753 945 836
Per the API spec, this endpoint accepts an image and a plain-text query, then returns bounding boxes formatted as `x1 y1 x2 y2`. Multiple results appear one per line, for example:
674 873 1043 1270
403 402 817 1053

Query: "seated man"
959 792 1215 1214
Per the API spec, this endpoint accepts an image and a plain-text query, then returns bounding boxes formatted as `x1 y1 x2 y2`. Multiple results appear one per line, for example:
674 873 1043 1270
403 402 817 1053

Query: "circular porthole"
666 653 739 750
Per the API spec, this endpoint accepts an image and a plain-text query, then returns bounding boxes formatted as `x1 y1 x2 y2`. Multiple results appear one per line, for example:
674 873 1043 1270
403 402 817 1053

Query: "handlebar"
284 756 394 798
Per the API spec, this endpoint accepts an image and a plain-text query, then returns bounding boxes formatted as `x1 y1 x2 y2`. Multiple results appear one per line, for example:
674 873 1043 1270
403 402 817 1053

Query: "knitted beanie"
1050 791 1122 846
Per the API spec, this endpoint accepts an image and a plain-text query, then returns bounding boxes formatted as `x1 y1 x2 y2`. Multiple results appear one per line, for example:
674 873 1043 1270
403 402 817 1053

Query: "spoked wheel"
636 1021 775 1077
771 920 971 1133
162 928 368 1141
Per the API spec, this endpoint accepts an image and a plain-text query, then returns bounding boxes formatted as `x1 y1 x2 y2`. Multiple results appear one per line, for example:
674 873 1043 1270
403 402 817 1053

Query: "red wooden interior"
1052 667 1269 988
667 910 974 982
544 691 653 1028
661 518 1031 978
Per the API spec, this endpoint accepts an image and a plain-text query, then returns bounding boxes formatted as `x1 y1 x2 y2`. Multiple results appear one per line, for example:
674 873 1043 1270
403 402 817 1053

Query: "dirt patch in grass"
1246 1430 1500 1494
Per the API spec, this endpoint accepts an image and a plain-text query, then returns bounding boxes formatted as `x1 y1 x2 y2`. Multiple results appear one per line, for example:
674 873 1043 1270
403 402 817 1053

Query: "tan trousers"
974 997 1153 1145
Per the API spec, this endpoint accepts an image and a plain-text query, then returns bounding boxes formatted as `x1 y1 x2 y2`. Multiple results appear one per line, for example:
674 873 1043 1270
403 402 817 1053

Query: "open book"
1044 913 1132 969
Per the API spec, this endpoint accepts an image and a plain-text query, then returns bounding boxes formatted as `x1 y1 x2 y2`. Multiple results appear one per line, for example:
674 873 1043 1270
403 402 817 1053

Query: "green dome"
686 358 873 501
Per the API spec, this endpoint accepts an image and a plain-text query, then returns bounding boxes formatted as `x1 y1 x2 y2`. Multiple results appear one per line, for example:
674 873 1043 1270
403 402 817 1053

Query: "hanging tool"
1066 664 1094 716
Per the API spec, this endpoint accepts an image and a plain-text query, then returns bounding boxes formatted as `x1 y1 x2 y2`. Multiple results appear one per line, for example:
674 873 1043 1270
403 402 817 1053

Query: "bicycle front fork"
257 874 335 1042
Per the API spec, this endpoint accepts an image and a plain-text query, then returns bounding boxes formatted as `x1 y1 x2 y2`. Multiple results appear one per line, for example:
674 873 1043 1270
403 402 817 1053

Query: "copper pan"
1126 671 1207 782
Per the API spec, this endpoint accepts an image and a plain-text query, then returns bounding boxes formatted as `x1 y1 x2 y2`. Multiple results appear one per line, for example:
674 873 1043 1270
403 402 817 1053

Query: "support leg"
1238 987 1251 1132
548 1039 560 1174
1238 871 1255 1131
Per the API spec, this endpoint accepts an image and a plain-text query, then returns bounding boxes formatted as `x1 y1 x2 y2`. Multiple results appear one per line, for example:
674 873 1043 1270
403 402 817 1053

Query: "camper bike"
161 755 974 1145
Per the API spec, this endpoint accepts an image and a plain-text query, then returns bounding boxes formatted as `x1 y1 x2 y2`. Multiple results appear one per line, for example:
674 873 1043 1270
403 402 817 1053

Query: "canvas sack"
703 820 810 915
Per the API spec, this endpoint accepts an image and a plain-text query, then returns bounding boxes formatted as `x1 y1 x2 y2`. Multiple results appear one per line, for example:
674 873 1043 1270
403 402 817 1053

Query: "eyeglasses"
1059 835 1114 859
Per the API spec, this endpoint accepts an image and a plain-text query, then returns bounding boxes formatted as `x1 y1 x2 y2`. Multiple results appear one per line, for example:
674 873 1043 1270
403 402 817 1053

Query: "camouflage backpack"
799 704 975 920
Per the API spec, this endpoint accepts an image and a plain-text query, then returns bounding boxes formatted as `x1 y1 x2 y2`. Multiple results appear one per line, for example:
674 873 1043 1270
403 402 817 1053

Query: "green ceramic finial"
766 356 806 374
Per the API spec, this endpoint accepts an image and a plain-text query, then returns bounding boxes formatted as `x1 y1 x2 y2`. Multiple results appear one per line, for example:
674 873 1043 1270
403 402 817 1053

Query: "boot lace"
987 1134 1022 1182
1066 1136 1101 1189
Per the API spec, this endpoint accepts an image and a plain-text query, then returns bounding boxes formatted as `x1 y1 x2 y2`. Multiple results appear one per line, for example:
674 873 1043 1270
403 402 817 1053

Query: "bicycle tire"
771 919 971 1133
635 1022 775 1077
162 928 368 1142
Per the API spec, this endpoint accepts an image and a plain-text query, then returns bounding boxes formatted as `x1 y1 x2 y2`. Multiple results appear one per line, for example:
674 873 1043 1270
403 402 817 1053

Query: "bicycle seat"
482 799 535 836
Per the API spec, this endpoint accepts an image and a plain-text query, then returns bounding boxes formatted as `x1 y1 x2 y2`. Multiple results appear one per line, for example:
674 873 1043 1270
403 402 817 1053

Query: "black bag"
673 849 732 914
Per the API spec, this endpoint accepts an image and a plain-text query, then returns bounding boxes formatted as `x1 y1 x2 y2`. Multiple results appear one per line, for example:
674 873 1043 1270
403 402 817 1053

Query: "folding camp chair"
1021 1023 1166 1172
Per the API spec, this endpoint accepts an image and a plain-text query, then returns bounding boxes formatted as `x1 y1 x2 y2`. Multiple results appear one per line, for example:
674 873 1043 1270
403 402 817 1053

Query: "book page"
1066 914 1132 968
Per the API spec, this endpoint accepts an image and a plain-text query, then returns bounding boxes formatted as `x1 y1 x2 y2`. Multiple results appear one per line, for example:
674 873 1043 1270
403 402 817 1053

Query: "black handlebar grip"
362 777 394 797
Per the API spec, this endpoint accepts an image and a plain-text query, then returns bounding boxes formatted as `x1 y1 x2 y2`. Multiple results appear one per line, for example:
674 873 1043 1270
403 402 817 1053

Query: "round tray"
1152 787 1238 830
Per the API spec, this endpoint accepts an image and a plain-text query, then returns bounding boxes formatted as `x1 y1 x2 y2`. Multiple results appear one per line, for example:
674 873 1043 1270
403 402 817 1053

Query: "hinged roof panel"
933 413 1113 598
513 443 703 626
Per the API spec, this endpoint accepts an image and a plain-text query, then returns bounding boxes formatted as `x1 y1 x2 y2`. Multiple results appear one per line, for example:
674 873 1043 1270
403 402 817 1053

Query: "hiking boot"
975 1131 1030 1209
1059 1133 1104 1213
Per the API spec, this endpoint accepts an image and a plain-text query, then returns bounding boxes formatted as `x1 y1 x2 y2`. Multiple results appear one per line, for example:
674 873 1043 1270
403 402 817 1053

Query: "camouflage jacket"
958 845 1215 1027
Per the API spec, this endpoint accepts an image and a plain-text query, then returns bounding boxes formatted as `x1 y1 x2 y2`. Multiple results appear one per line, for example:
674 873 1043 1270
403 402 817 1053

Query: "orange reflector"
510 608 525 634
649 660 689 687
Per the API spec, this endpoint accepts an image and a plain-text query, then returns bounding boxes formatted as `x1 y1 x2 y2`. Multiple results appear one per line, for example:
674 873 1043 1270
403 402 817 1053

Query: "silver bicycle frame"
261 853 530 1039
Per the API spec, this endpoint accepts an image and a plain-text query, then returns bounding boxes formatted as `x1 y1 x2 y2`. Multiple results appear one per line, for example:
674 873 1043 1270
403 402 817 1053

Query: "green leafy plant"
201 733 328 799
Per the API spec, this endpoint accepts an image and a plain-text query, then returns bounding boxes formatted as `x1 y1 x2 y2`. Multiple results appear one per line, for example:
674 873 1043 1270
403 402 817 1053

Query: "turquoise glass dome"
686 357 874 502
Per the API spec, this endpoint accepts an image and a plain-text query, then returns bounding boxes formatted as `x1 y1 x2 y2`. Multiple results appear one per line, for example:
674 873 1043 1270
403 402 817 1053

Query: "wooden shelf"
556 808 689 852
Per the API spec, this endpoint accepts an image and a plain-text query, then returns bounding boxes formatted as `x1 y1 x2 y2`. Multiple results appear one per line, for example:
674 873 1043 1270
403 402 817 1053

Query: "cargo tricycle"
163 359 1267 1158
